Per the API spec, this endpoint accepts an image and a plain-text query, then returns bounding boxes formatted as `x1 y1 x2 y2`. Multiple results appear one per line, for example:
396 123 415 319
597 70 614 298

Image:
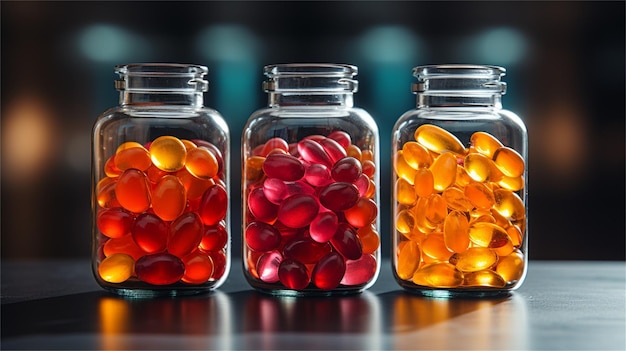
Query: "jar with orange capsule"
391 65 528 297
92 64 230 296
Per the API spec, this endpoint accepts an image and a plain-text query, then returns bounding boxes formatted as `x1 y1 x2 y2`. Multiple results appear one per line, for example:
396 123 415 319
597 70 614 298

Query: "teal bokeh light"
463 27 529 66
79 24 150 63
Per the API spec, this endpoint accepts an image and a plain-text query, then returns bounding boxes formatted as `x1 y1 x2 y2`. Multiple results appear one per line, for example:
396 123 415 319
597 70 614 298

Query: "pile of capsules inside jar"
244 131 380 291
95 135 228 286
394 124 525 289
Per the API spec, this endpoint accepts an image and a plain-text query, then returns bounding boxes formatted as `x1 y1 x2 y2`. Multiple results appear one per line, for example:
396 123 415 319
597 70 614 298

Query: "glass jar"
391 64 528 297
242 63 381 296
91 63 230 297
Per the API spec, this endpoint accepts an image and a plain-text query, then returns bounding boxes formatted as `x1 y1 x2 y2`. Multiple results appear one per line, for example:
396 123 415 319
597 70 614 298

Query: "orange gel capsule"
98 253 135 283
412 262 463 288
116 141 144 153
469 222 508 247
463 270 506 288
152 175 186 221
396 178 417 206
421 232 452 261
442 187 473 212
452 247 497 272
185 146 219 180
344 197 378 228
245 156 266 182
414 124 466 155
394 151 417 185
357 225 380 254
443 210 470 253
470 131 503 158
115 169 151 213
396 209 416 235
455 165 472 188
496 249 525 283
150 135 187 172
413 168 434 198
182 251 214 284
430 152 457 191
176 168 215 200
115 145 152 172
464 182 495 210
96 177 119 208
493 189 526 222
402 141 432 169
103 234 146 260
104 155 122 178
492 146 525 178
346 144 362 160
464 153 493 183
498 175 525 192
397 240 421 280
424 194 447 225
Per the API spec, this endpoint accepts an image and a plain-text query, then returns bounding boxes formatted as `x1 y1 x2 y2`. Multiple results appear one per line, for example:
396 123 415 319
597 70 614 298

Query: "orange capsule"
452 247 497 272
115 144 152 172
116 141 144 153
463 270 506 288
182 251 214 284
397 240 421 280
96 177 119 208
464 153 493 183
181 139 198 151
455 165 472 188
103 234 146 260
357 225 380 254
493 189 526 222
396 209 416 235
185 146 219 180
507 224 523 247
98 253 135 284
443 210 470 253
115 169 151 213
402 141 432 169
346 144 362 160
442 187 473 212
470 131 503 158
498 175 525 192
464 182 495 210
152 175 186 221
430 152 457 191
361 149 374 162
245 156 266 182
424 194 447 225
414 124 466 155
150 136 187 172
104 154 122 178
421 232 453 261
413 197 437 233
344 197 378 228
496 250 525 283
396 178 417 206
176 168 215 200
394 151 416 185
412 262 463 288
468 222 508 247
492 146 525 178
413 168 434 198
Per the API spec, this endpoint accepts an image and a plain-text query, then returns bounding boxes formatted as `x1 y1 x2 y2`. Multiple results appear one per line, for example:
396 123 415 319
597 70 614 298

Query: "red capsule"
318 182 360 212
330 223 363 260
304 163 332 187
199 222 228 252
247 187 279 223
97 208 134 239
208 249 227 280
135 253 185 285
198 184 228 226
320 138 348 164
277 194 319 228
168 212 203 258
260 137 290 156
341 254 377 286
115 169 151 213
181 251 214 284
132 213 169 254
263 178 288 204
152 175 186 221
283 237 332 264
312 252 346 290
278 259 310 290
327 130 351 149
256 250 282 283
331 157 362 183
309 211 339 243
263 153 305 181
245 221 282 252
297 139 333 167
344 197 378 228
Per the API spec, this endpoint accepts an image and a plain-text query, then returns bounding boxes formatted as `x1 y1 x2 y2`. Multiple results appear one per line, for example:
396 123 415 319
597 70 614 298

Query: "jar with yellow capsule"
391 64 527 297
92 63 230 297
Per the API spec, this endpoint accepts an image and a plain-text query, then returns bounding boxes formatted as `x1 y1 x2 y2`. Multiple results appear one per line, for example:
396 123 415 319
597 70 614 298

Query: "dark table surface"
1 259 625 350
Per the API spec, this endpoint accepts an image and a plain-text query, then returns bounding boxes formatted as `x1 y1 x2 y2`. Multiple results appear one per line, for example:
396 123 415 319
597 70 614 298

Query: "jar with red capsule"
242 63 381 296
92 63 230 297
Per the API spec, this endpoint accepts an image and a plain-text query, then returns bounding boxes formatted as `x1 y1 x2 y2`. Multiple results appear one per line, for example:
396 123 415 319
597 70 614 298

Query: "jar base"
400 286 513 299
251 287 365 297
102 287 215 298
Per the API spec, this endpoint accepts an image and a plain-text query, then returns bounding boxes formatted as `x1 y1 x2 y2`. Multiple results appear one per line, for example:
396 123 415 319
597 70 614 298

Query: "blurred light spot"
65 133 91 174
357 26 422 63
3 96 58 184
195 24 260 62
466 27 528 66
79 24 150 62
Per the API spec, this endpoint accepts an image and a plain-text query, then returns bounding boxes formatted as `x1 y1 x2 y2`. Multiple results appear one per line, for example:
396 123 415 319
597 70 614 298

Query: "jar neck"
115 63 208 107
264 63 358 108
413 64 506 108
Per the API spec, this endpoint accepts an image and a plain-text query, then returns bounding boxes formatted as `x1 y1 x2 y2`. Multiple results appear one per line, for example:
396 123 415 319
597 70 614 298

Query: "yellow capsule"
424 194 447 225
498 175 525 192
443 210 470 253
181 139 197 151
430 152 457 191
469 211 496 225
98 253 135 283
414 197 437 233
414 124 466 155
412 262 463 288
455 165 472 188
470 131 503 158
493 189 526 222
396 178 417 206
394 151 417 184
396 209 416 235
402 141 432 169
464 153 494 183
506 224 523 247
493 146 525 178
413 168 434 198
464 182 495 210
452 247 498 272
468 222 508 247
496 250 525 283
443 187 473 212
463 270 506 288
397 240 421 280
116 141 144 154
421 232 453 261
150 136 187 172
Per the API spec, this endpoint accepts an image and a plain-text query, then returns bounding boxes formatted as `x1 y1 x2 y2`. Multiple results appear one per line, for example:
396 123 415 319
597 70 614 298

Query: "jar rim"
264 63 358 77
115 63 208 77
413 64 505 79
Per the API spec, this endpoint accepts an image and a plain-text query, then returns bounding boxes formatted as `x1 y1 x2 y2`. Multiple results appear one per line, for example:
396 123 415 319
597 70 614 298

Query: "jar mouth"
263 63 358 93
412 64 506 95
115 63 209 92
413 64 505 79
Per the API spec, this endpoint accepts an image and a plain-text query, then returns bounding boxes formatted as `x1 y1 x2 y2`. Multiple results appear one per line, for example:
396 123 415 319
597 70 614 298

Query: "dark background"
1 1 624 261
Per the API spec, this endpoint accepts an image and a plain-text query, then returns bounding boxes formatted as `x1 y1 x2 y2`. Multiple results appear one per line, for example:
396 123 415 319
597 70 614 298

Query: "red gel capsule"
168 212 203 258
261 137 290 156
309 211 339 243
297 139 333 167
152 175 186 221
304 163 332 187
200 222 228 252
132 213 169 254
278 258 310 290
341 254 377 286
278 194 320 228
318 182 360 212
283 237 332 264
330 223 363 260
245 221 282 252
135 253 185 285
115 169 152 213
320 137 348 164
208 249 227 280
327 130 351 149
247 187 279 223
256 250 282 283
181 251 214 284
312 252 346 290
198 184 228 226
97 208 134 238
263 178 288 204
263 153 305 181
331 157 362 183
